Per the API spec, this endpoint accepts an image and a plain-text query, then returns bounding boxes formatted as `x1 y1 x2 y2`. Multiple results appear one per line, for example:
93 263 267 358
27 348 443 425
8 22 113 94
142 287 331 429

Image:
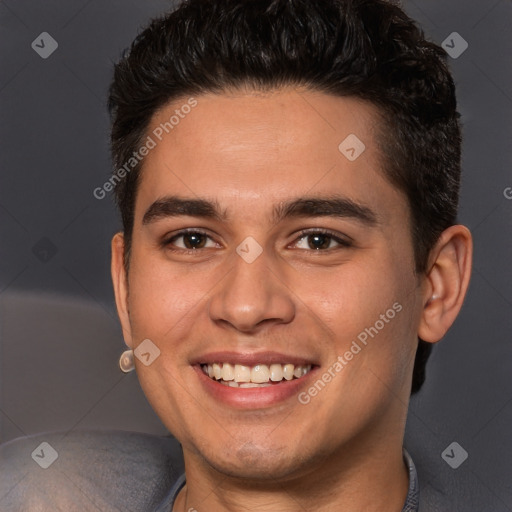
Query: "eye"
293 230 352 251
164 230 218 251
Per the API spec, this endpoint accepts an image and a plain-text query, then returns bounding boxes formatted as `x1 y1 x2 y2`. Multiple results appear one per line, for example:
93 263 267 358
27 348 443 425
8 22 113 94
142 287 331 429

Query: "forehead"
135 88 405 224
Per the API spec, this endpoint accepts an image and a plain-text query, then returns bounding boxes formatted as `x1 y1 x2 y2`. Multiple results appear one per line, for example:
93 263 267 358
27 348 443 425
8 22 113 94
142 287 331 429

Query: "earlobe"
418 225 473 344
111 232 134 348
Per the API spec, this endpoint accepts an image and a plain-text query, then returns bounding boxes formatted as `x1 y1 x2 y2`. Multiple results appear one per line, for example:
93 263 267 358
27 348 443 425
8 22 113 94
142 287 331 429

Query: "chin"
193 438 317 482
205 453 299 482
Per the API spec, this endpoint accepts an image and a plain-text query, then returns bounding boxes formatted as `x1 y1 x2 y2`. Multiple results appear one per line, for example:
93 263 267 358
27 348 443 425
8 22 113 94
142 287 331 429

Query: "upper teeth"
202 363 312 384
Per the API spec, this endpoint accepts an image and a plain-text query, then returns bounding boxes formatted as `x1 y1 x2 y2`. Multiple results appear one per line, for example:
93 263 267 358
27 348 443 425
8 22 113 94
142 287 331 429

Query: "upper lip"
190 351 319 367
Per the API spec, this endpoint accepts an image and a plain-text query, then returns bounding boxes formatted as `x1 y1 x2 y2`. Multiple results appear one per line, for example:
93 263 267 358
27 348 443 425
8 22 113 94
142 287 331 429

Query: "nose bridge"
208 243 295 331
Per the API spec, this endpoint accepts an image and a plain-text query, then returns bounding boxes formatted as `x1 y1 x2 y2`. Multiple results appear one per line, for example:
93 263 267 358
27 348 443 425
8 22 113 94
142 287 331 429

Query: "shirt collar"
402 447 420 512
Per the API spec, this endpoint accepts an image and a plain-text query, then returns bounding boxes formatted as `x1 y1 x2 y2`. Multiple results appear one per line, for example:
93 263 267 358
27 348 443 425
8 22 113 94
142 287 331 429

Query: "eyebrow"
142 195 379 227
273 197 379 226
142 197 227 225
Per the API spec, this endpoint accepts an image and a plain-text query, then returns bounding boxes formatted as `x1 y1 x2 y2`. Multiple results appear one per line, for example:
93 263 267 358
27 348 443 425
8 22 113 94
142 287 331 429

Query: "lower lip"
194 365 318 409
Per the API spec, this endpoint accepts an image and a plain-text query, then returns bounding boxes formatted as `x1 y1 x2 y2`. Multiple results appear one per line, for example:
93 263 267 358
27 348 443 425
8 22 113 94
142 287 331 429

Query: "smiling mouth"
201 362 314 388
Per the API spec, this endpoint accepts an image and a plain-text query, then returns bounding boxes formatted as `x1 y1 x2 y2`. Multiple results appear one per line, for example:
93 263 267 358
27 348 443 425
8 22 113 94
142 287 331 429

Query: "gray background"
1 0 511 508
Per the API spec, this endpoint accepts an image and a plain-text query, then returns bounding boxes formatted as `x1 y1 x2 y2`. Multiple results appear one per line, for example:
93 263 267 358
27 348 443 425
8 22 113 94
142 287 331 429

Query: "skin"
111 88 472 512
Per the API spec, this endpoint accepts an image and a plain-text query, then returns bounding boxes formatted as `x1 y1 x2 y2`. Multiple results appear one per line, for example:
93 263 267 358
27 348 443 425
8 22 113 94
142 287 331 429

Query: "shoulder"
0 430 184 512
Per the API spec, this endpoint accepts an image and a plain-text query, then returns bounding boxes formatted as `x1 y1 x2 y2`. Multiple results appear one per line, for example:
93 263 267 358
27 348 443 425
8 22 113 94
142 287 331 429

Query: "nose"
208 248 295 333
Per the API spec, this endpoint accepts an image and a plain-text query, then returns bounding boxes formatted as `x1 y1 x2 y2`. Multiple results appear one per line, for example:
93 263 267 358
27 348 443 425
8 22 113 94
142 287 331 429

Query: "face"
114 88 425 481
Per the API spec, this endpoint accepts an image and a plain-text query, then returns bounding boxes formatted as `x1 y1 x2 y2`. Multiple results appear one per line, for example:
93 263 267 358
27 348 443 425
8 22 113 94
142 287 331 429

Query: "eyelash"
295 229 353 251
161 228 353 254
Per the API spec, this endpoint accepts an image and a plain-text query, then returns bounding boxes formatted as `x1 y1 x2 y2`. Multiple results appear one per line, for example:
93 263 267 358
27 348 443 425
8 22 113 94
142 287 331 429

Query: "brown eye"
294 231 352 251
165 231 217 251
307 234 332 250
182 233 207 249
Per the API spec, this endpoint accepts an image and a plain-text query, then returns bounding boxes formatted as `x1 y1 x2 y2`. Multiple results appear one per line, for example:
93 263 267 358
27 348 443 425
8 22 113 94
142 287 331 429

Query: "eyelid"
290 228 353 248
162 228 221 250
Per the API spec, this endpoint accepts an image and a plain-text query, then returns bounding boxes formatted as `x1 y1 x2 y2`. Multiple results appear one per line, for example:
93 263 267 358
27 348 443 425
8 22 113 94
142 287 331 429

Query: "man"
0 0 472 510
108 0 472 510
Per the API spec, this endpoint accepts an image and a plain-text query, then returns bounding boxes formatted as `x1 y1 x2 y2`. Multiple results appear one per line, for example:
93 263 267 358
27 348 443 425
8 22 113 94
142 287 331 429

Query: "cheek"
342 270 419 394
126 250 207 342
298 257 408 339
299 253 418 394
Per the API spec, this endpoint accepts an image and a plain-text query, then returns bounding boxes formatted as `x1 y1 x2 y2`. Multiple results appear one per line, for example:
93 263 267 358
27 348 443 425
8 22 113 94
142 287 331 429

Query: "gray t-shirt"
1 431 420 511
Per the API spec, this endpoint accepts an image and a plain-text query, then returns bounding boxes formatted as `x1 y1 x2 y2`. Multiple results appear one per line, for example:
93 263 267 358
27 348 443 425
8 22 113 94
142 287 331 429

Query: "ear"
418 225 473 343
111 232 134 348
